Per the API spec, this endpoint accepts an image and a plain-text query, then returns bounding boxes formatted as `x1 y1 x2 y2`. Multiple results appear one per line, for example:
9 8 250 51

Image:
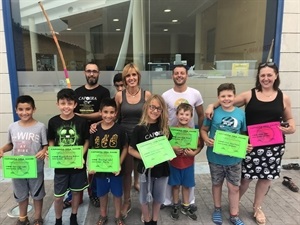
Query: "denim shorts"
209 162 242 186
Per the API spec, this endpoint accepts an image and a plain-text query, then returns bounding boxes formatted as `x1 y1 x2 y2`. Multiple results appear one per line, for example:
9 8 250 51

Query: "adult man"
64 62 110 208
161 64 204 213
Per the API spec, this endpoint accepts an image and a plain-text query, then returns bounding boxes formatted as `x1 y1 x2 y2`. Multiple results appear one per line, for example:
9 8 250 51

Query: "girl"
128 95 171 225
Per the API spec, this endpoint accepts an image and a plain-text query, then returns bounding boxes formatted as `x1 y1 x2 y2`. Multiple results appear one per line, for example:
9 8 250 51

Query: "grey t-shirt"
8 121 48 173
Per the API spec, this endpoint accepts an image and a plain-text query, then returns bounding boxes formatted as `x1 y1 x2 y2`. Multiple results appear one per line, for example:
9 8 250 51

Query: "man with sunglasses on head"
63 62 110 209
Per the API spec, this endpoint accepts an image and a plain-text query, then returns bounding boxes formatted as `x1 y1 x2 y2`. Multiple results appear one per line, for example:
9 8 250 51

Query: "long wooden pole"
38 1 71 88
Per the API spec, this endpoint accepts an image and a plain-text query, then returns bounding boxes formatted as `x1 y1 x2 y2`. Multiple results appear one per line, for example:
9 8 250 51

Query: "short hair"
16 95 35 108
113 73 123 84
172 64 188 74
100 98 117 111
122 63 141 86
57 88 76 102
176 103 193 117
255 62 280 91
84 61 99 71
217 83 236 96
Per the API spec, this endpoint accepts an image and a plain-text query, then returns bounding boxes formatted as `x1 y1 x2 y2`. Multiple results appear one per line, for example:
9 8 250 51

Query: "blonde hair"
122 63 141 87
138 94 169 137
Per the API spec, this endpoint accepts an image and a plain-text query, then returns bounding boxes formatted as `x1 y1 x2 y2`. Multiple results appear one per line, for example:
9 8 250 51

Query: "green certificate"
169 127 199 149
213 130 248 159
2 156 37 178
137 136 176 169
88 149 120 172
48 146 83 168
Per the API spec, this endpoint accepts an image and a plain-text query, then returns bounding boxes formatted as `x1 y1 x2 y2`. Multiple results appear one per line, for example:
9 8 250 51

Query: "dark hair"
172 64 188 74
84 61 99 71
176 102 193 117
100 98 117 111
217 83 236 96
113 73 123 84
57 88 76 102
255 62 280 91
16 95 35 108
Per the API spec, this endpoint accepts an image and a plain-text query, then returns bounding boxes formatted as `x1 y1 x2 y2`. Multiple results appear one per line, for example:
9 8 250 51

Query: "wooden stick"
38 1 71 88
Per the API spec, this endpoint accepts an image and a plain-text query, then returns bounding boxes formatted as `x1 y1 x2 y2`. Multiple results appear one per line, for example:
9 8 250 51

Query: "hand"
183 148 194 156
204 138 214 147
173 146 184 156
90 122 98 134
0 149 4 158
75 158 85 169
114 170 121 176
246 144 253 153
88 170 96 174
205 104 215 120
278 125 293 135
35 150 46 159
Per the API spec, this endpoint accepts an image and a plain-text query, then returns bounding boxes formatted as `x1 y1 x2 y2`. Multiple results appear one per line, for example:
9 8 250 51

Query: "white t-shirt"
162 87 204 128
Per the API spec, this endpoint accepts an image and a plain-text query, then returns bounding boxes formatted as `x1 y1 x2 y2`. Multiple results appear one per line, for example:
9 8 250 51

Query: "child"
200 83 250 225
89 98 128 225
169 103 201 221
0 95 47 225
47 88 89 225
128 94 171 225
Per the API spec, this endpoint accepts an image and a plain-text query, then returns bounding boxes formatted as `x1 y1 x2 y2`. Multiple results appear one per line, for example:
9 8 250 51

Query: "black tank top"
245 88 284 126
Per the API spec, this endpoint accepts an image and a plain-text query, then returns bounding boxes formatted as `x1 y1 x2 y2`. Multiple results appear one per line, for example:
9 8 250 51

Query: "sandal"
33 219 44 225
90 196 100 207
96 216 108 225
282 176 299 192
253 206 266 225
63 200 71 209
121 199 132 219
282 163 300 170
115 217 125 225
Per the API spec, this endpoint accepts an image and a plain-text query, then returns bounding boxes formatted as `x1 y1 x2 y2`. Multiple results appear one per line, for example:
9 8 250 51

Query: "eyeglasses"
85 70 99 74
149 105 162 112
258 62 275 68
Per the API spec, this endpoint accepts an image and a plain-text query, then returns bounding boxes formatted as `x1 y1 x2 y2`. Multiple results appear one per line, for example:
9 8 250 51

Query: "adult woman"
205 62 295 225
115 63 152 218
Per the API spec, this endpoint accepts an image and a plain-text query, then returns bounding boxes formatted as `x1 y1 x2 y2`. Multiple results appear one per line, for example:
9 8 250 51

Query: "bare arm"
0 143 13 158
128 145 142 160
195 104 205 149
120 144 128 165
200 126 214 147
145 90 152 101
280 94 296 134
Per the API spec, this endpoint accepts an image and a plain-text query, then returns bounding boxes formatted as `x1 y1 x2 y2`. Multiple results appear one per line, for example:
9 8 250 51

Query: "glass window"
9 0 278 125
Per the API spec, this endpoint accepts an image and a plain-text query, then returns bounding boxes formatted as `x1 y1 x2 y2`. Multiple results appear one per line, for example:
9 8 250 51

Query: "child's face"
176 109 192 126
218 90 235 110
147 99 162 123
100 106 117 124
16 103 35 122
57 99 77 117
114 81 124 92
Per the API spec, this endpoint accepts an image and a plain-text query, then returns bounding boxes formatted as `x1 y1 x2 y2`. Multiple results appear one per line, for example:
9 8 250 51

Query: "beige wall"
0 0 299 159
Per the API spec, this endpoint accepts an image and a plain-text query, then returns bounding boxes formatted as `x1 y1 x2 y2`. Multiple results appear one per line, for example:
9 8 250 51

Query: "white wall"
0 0 299 158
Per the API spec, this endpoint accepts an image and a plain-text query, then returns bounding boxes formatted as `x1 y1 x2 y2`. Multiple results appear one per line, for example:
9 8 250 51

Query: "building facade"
0 0 299 159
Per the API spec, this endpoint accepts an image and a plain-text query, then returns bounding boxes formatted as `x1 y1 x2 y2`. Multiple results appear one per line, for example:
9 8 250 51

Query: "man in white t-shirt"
161 64 204 212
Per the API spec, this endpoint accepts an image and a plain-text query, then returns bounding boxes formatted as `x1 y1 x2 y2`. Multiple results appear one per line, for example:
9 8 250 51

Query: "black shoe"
190 204 198 212
170 204 180 220
70 214 78 225
181 205 197 221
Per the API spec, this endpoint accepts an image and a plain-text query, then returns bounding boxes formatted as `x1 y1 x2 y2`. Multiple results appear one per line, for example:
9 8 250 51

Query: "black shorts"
54 170 89 197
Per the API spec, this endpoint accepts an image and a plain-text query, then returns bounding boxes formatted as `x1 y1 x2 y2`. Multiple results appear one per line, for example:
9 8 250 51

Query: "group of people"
0 61 295 225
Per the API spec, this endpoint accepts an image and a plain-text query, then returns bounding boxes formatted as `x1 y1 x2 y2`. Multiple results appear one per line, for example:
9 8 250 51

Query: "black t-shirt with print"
129 122 172 178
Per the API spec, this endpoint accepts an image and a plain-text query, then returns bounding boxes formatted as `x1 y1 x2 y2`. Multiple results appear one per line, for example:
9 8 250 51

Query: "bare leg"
18 198 29 221
253 179 271 208
172 185 180 204
122 172 132 215
54 196 64 219
99 194 108 217
71 191 81 214
239 178 252 199
227 182 239 215
113 196 122 218
33 199 43 220
133 160 140 191
151 201 161 222
141 203 151 222
182 186 190 205
212 183 223 208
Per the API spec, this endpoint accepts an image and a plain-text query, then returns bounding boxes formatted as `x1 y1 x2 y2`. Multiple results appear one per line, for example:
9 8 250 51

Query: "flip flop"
282 176 299 192
282 163 300 170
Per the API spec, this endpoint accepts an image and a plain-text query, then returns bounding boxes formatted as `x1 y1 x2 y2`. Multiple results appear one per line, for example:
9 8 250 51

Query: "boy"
47 88 89 225
89 98 127 225
0 95 47 225
200 83 248 225
113 72 125 93
169 103 201 221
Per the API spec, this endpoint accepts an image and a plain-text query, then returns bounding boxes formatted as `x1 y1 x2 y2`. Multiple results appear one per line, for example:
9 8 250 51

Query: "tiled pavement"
0 160 299 225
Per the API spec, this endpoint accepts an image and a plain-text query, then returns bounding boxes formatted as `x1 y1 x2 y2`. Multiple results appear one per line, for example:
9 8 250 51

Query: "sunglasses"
258 62 275 68
85 70 99 74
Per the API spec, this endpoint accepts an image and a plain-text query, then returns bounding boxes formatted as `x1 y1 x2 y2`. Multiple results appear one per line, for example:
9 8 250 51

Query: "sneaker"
212 208 222 225
180 205 197 221
70 215 78 225
90 196 100 207
160 203 172 209
96 216 108 225
15 218 30 225
230 216 244 225
170 204 180 220
115 217 125 225
190 204 198 212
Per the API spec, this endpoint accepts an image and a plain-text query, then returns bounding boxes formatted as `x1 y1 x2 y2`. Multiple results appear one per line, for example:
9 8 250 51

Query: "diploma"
48 146 83 168
88 149 120 172
2 156 37 178
169 127 199 149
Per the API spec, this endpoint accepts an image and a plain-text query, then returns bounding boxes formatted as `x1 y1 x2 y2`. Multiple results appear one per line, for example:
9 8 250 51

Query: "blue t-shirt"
203 106 246 165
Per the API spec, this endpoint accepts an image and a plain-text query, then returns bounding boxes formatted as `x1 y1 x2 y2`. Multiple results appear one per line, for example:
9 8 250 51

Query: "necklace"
127 88 140 97
261 91 275 98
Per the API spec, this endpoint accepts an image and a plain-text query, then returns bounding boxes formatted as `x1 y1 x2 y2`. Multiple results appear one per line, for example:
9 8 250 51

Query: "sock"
152 220 157 225
55 218 62 225
70 213 77 219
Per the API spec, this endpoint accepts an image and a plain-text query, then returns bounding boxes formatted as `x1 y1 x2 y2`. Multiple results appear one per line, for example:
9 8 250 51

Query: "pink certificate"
247 121 284 147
